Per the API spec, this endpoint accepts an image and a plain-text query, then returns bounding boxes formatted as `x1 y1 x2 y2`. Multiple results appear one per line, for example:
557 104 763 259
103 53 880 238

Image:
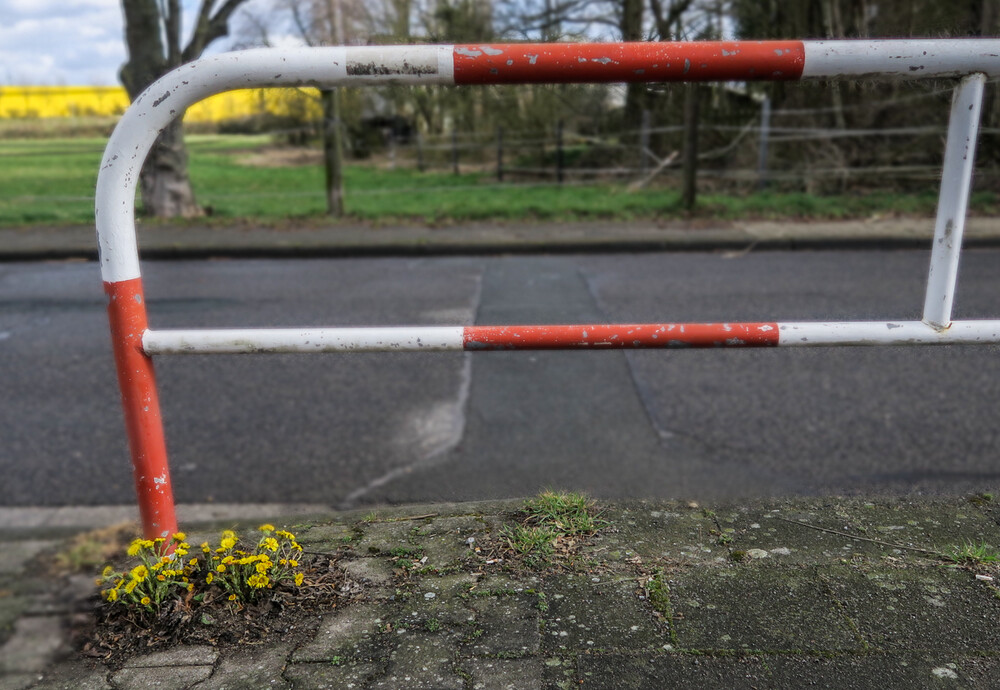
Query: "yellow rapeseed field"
0 85 322 122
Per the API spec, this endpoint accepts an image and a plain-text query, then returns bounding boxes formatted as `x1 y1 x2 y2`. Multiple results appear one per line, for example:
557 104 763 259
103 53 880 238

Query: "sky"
0 0 275 86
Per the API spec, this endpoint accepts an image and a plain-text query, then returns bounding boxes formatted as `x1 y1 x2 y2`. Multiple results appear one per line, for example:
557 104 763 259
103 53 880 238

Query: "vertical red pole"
105 277 178 540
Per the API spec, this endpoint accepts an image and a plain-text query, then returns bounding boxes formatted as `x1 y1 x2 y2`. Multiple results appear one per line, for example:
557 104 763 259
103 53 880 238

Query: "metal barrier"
96 40 1000 539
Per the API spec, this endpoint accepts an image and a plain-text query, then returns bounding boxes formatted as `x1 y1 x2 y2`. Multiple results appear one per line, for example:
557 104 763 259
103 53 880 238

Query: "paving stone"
540 654 579 690
413 517 486 568
591 504 723 564
292 603 392 662
768 654 988 688
0 673 37 690
0 616 65 673
464 593 540 656
28 660 113 689
283 661 383 689
669 566 859 652
838 499 1000 555
578 653 770 689
462 658 544 690
957 656 1000 689
295 524 356 547
822 566 1000 651
191 642 293 689
26 575 94 616
393 574 479 636
122 646 218 668
418 516 487 538
713 502 883 563
0 596 27 647
542 573 663 653
395 593 473 635
353 523 422 557
412 573 477 599
971 496 1000 530
0 541 55 575
368 632 463 689
110 665 213 689
341 559 394 588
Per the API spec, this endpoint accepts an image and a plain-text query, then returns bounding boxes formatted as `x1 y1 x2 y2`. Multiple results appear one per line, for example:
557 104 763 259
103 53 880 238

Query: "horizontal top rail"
96 39 1000 285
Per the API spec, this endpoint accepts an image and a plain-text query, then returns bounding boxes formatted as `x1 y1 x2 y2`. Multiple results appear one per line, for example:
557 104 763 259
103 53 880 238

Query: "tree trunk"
681 83 699 211
322 89 345 217
120 0 202 218
621 0 645 141
139 119 202 218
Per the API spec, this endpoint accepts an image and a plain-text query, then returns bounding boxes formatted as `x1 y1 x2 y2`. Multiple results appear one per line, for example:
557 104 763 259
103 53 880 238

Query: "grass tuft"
943 540 1000 565
522 490 606 536
496 490 607 567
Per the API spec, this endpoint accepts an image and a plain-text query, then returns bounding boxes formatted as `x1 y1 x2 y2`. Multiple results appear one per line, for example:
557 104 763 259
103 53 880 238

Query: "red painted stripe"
463 323 780 350
105 278 178 540
453 41 805 84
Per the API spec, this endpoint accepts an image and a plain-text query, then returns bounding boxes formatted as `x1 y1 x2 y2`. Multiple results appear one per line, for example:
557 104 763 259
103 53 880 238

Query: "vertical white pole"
922 73 986 329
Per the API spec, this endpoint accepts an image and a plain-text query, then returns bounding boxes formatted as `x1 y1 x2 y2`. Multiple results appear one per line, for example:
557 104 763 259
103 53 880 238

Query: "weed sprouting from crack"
490 490 608 569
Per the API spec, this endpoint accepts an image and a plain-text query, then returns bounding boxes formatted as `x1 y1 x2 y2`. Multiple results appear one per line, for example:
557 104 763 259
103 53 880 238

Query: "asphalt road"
2 249 999 508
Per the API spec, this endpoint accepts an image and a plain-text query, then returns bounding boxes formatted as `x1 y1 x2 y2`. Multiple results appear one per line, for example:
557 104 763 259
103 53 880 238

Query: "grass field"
1 133 996 227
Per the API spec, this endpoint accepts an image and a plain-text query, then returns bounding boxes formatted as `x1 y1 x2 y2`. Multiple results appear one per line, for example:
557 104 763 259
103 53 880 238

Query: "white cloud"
0 0 244 86
0 2 124 85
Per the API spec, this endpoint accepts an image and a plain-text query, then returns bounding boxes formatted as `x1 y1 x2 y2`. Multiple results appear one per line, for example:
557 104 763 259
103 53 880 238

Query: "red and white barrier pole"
97 40 1000 539
105 277 177 540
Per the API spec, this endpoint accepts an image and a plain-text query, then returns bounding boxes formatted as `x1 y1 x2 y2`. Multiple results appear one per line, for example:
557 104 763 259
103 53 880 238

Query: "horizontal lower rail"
142 321 1000 354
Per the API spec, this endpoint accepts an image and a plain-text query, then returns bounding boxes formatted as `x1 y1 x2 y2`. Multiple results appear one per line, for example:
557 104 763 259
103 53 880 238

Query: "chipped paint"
453 41 804 84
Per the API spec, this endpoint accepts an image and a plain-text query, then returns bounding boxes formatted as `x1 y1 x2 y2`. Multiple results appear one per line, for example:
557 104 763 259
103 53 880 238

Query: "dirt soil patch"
73 551 361 670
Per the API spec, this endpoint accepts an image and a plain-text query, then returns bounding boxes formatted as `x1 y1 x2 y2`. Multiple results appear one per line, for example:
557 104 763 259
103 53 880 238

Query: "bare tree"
120 0 249 217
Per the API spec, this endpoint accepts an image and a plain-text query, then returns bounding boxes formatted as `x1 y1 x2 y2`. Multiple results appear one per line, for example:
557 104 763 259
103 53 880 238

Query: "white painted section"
803 40 1000 79
96 45 456 284
778 320 1000 346
922 73 986 329
143 326 466 354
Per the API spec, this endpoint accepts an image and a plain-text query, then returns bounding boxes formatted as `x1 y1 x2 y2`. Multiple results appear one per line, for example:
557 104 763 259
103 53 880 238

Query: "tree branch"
649 0 695 40
165 0 182 67
183 0 248 63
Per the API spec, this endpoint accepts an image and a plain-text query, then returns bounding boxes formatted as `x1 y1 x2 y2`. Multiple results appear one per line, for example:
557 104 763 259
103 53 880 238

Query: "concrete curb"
4 217 1000 262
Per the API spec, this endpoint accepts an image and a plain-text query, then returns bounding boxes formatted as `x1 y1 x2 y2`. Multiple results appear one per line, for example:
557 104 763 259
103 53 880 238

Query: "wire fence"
5 82 1000 217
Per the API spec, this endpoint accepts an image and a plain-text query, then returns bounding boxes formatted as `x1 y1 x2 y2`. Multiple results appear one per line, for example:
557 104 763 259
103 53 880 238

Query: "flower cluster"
97 533 196 613
98 525 306 613
203 524 304 603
